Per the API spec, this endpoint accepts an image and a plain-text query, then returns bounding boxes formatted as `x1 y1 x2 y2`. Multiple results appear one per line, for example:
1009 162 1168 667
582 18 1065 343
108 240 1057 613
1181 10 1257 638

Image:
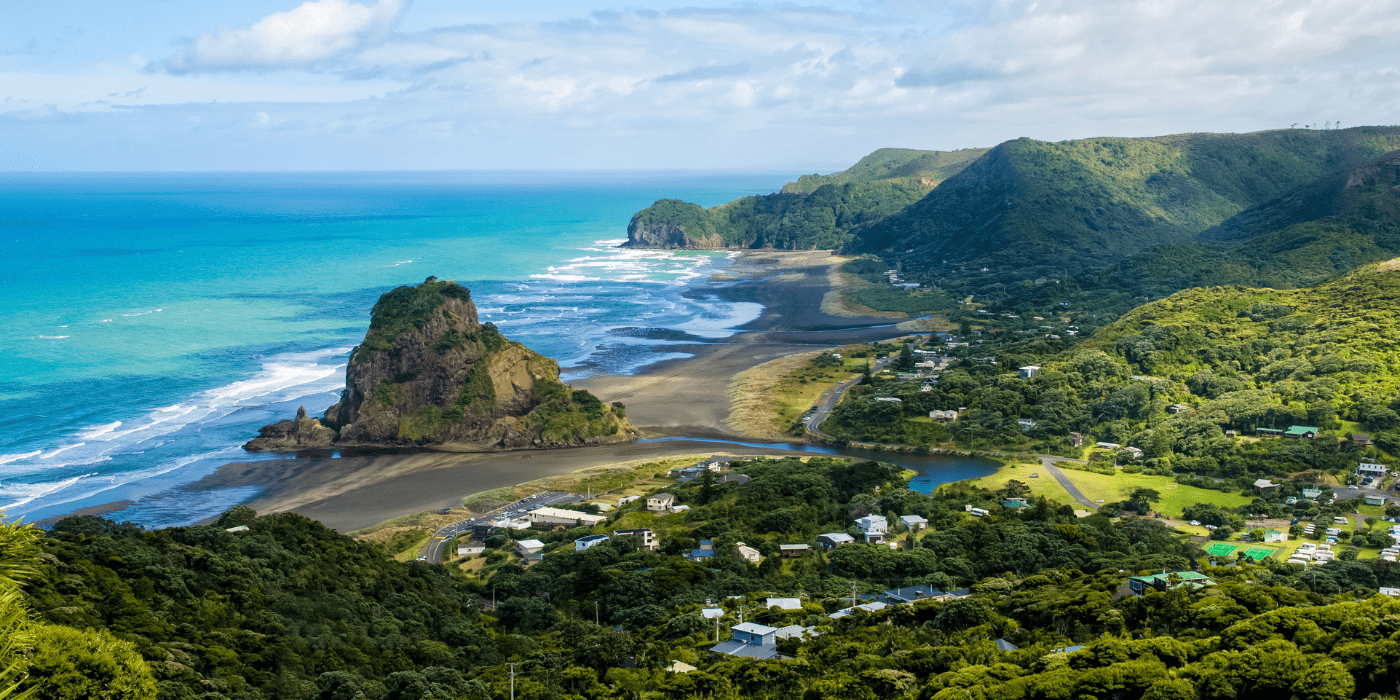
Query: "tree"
18 626 156 700
1289 660 1353 700
699 468 718 504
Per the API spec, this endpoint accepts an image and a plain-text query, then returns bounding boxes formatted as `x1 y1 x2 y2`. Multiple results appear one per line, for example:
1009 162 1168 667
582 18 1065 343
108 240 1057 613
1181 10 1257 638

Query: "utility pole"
715 615 720 642
594 601 599 626
852 580 857 611
507 663 516 700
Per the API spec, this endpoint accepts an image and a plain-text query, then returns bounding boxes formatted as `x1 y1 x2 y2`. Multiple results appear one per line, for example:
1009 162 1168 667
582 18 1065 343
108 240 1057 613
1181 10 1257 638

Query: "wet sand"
182 251 913 532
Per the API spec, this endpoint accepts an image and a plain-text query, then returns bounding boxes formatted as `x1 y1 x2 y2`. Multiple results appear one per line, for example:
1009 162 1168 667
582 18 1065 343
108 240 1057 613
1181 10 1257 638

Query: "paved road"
1036 456 1098 510
418 490 581 564
807 335 932 440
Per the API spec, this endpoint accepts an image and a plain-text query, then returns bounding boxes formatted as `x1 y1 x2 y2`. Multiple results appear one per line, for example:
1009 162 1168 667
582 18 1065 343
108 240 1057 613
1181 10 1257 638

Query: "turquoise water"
0 172 788 526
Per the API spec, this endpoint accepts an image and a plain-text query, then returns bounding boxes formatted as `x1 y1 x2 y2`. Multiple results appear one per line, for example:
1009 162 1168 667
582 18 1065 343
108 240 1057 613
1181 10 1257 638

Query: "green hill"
622 146 986 250
859 127 1400 291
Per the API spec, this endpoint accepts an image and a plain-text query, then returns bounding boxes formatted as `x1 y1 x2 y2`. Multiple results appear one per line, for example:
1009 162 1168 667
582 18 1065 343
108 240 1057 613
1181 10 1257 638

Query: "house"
1019 366 1040 379
1263 529 1287 543
995 639 1020 652
617 495 641 506
774 625 821 641
1253 479 1279 495
1068 432 1085 447
225 525 249 533
671 505 691 513
1381 588 1400 598
1001 497 1030 509
765 598 803 611
1354 433 1375 447
612 528 658 551
1120 446 1144 460
1095 442 1122 451
1284 425 1320 439
701 608 725 619
929 410 959 421
734 542 763 565
855 515 889 543
818 533 855 549
457 541 486 557
900 515 928 531
967 507 991 517
1302 488 1324 500
1358 462 1390 479
647 493 676 512
666 661 698 674
1017 418 1038 432
1367 495 1388 506
527 507 608 528
711 622 783 660
490 516 532 530
884 585 940 603
687 540 716 563
779 544 811 557
1168 404 1191 414
575 534 610 551
1225 430 1237 438
1127 571 1212 596
516 539 546 555
719 474 751 486
874 397 903 403
828 602 888 619
1256 428 1284 437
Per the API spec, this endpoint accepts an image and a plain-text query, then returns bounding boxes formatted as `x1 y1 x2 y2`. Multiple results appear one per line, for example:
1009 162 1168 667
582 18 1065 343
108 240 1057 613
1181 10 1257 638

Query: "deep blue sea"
0 172 790 527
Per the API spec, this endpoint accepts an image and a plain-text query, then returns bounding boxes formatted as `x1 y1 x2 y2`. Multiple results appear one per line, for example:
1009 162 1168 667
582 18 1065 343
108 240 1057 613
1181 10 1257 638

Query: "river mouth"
637 436 999 494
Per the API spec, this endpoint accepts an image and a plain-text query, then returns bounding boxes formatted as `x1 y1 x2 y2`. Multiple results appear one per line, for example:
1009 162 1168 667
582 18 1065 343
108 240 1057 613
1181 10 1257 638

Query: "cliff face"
245 277 637 451
622 199 732 249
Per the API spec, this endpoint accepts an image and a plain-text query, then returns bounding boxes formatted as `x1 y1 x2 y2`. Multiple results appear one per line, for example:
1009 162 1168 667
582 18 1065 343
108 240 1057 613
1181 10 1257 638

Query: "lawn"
959 461 1079 505
1049 469 1251 516
729 343 886 439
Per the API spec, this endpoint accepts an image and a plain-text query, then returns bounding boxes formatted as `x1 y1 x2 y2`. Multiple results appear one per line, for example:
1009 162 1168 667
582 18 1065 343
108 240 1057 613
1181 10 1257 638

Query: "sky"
2 0 1398 171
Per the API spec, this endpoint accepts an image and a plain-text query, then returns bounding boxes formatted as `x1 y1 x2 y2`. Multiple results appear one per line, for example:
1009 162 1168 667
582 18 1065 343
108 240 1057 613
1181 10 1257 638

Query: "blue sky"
3 0 1397 171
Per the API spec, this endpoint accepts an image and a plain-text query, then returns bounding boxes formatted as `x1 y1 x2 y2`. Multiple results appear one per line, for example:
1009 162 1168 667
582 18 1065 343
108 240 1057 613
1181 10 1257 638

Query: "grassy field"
956 461 1079 505
729 341 909 439
1049 469 1251 515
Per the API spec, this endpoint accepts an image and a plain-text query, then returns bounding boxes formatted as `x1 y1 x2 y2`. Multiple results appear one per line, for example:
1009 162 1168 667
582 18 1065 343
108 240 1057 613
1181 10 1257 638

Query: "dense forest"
9 451 1400 699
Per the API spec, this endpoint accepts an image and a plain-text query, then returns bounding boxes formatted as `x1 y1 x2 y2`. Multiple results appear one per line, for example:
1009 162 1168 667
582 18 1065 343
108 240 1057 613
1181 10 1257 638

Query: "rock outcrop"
245 277 637 452
621 199 733 249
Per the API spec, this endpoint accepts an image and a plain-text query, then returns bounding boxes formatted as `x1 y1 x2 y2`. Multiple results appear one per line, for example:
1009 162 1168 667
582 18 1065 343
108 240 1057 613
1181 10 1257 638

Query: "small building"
516 539 545 555
1253 479 1279 495
617 495 641 506
967 507 991 517
1284 425 1320 439
1095 442 1122 451
700 608 725 619
900 515 928 531
765 597 803 611
1225 430 1238 438
874 397 903 403
527 507 608 528
828 602 888 619
929 410 959 421
1302 488 1324 500
225 525 249 533
1256 428 1283 437
995 639 1020 652
1120 446 1144 460
575 534 610 551
671 505 691 513
1358 462 1390 479
1017 418 1038 432
667 661 697 674
1263 529 1287 543
1367 495 1388 507
779 544 811 557
687 540 716 563
612 528 658 551
1001 497 1030 509
1068 432 1085 447
1127 571 1212 596
719 474 751 486
1354 433 1375 447
1019 366 1040 379
1168 404 1191 414
884 585 940 603
647 493 676 512
710 622 782 660
1381 588 1400 598
735 542 763 565
818 533 855 549
457 541 486 557
854 515 889 543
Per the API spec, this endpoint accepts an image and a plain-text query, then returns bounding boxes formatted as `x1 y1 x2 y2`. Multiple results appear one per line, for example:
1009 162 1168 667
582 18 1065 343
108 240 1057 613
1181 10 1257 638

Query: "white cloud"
165 0 409 73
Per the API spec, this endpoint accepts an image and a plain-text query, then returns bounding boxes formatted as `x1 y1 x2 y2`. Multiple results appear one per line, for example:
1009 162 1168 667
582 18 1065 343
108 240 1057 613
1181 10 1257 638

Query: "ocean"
0 171 789 527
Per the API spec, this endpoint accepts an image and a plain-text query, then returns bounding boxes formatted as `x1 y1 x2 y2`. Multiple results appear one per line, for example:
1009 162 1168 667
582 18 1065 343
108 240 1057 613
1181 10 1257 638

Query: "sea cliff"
245 277 636 451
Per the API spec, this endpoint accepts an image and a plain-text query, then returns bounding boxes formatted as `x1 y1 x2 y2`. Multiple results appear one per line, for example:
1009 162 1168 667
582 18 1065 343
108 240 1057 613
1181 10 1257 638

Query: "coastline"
51 250 916 532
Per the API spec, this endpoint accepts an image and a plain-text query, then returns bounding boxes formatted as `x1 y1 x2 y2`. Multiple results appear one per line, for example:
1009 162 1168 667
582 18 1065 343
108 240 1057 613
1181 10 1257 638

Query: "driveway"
1037 456 1098 510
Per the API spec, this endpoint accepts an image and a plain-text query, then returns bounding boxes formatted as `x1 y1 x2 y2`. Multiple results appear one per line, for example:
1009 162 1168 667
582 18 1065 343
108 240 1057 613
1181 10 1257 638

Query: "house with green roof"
1284 426 1320 439
1127 571 1213 596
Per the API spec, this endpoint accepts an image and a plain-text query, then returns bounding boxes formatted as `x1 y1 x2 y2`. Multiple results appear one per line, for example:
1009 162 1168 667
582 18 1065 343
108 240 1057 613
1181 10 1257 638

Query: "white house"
1017 418 1037 432
1358 462 1390 478
765 598 803 611
612 528 658 550
647 493 676 511
575 534 610 551
854 515 889 543
527 507 608 528
735 542 763 564
900 515 928 531
456 542 486 557
929 410 959 421
1019 366 1040 379
515 539 545 555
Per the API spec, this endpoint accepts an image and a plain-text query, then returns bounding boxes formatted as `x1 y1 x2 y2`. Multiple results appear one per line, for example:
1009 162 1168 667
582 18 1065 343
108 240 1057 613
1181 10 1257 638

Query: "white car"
1189 520 1201 526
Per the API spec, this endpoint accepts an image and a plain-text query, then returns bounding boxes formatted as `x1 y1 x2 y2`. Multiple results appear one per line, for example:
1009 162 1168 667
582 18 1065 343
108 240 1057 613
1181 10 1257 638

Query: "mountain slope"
622 146 987 250
859 127 1400 289
246 277 635 451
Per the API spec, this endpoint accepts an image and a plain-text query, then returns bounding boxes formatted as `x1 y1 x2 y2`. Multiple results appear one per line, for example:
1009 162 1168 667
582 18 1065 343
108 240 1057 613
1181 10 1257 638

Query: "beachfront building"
527 507 608 528
854 515 889 543
612 528 658 550
647 493 676 511
575 534 610 551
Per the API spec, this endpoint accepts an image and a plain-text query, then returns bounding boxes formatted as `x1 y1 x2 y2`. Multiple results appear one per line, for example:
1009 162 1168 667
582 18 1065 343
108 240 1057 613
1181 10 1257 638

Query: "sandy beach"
181 250 913 532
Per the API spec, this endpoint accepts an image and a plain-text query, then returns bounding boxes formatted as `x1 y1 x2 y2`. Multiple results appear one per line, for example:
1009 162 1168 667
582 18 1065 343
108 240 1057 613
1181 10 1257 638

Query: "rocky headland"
245 277 637 452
